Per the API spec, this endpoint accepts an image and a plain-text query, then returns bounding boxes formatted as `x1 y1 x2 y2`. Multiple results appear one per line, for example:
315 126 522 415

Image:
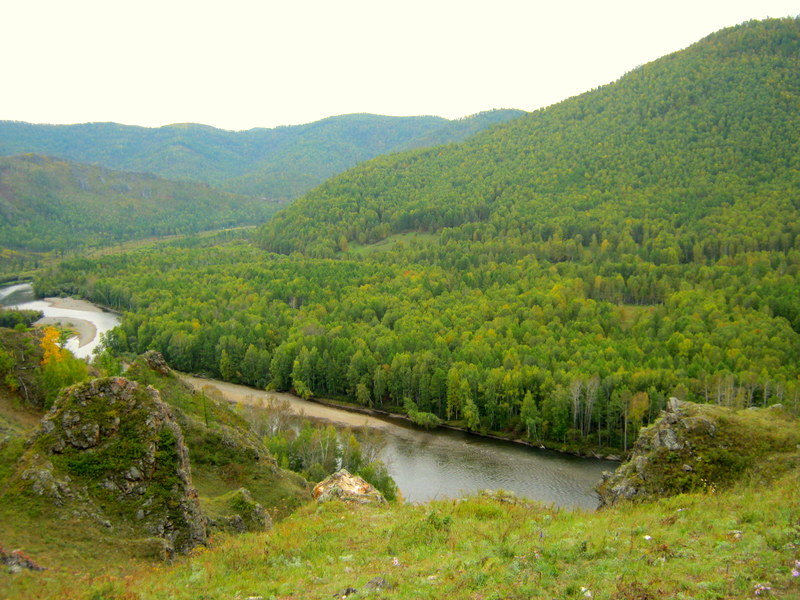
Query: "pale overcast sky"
2 0 798 131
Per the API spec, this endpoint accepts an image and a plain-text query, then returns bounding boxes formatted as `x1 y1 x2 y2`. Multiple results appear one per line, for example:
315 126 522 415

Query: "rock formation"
23 377 207 556
141 350 171 376
312 469 386 504
206 487 272 533
598 398 799 506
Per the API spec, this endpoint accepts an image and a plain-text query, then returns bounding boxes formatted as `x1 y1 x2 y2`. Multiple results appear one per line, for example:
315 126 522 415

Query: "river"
1 283 615 509
1 283 120 359
181 381 616 510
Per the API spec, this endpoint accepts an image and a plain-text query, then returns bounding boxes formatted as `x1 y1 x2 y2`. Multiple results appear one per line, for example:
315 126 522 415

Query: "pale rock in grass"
312 469 386 504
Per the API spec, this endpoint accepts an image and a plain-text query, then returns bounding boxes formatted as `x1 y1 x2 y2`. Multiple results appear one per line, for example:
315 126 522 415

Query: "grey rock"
26 377 207 556
655 428 684 451
666 397 684 413
20 461 73 506
363 577 393 591
0 548 45 573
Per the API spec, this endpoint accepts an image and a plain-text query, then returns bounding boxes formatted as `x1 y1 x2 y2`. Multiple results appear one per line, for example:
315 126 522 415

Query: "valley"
1 15 799 600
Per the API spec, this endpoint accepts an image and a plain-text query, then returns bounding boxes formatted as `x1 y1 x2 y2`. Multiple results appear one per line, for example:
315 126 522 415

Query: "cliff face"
598 398 800 506
21 377 207 556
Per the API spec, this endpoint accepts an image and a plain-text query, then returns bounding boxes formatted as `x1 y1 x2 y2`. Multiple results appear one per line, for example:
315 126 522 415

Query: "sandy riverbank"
44 296 107 313
36 316 97 348
179 374 392 429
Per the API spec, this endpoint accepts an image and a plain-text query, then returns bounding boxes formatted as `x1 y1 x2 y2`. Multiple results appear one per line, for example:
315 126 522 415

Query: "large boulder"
598 399 799 506
312 469 386 504
24 377 207 556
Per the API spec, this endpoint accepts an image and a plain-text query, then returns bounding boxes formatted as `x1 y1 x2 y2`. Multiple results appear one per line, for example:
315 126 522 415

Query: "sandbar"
36 316 97 348
44 296 107 313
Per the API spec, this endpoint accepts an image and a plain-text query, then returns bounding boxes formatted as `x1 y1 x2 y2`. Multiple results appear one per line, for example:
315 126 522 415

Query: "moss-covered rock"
124 357 311 519
205 487 272 533
23 377 207 555
598 398 800 505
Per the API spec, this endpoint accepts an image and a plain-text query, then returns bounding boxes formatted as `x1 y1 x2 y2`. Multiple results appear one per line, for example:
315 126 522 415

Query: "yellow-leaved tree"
38 326 88 407
40 326 66 365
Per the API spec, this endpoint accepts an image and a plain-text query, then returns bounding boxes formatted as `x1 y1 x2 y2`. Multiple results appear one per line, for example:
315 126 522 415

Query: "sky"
2 0 798 131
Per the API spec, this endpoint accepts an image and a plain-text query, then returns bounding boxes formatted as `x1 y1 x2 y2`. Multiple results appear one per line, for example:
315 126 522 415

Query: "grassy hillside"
0 154 276 255
5 447 799 599
3 346 797 600
0 329 309 599
0 111 524 198
95 469 800 600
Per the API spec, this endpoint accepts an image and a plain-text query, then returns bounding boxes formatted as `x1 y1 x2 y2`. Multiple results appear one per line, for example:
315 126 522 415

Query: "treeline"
25 19 800 454
34 237 800 453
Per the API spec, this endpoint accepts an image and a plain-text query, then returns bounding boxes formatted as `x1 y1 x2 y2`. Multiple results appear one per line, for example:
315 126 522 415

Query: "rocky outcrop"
312 469 386 504
24 377 207 556
141 350 171 376
598 399 799 506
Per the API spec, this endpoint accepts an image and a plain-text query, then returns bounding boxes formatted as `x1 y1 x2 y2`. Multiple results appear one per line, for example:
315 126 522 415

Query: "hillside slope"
258 18 800 259
0 154 272 253
0 330 309 597
0 111 524 198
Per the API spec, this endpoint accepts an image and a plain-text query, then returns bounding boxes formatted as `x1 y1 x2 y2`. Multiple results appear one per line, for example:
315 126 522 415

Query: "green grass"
1 351 798 599
55 468 799 600
0 351 309 599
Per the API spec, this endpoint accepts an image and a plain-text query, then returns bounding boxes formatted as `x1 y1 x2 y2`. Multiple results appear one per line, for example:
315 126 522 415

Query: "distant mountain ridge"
0 110 525 198
0 154 271 253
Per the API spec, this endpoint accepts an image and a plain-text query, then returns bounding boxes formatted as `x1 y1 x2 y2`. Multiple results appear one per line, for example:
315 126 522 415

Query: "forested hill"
0 110 524 198
257 18 800 259
0 154 270 252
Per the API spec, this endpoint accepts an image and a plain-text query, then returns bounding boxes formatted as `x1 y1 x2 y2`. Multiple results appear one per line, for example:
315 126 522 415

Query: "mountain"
257 18 800 259
0 154 272 253
0 111 525 198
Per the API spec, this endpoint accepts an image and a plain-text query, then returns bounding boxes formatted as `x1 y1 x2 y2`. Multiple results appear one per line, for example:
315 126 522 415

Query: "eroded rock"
597 399 799 506
207 487 272 533
0 546 45 574
25 377 207 556
313 469 386 504
142 350 171 376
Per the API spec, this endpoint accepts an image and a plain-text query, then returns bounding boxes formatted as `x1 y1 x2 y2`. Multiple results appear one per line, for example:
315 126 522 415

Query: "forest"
30 18 800 454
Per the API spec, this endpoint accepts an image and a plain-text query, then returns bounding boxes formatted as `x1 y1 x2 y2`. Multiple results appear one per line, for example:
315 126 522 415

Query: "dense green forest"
0 154 275 256
31 19 800 454
258 20 800 259
0 111 523 198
